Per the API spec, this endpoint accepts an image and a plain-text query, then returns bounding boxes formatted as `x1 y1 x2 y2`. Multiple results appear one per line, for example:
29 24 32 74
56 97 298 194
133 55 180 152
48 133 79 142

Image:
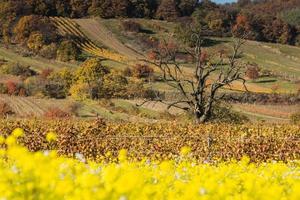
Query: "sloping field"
50 17 126 63
211 38 300 78
242 41 300 77
0 95 70 117
0 46 77 72
0 95 160 122
74 18 143 60
233 103 298 122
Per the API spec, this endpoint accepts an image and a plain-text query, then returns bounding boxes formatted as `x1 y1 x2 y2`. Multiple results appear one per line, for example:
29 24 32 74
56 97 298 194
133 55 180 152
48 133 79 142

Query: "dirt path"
74 18 143 60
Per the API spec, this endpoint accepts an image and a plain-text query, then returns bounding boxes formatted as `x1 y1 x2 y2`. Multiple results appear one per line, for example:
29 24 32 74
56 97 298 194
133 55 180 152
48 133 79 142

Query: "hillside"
0 17 299 123
74 18 143 60
64 18 299 94
0 46 78 72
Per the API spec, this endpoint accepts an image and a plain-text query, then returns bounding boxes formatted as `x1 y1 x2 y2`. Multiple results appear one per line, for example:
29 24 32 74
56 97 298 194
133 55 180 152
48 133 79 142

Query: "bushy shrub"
122 20 141 32
174 20 196 47
69 83 91 101
66 102 82 117
246 64 260 80
43 83 67 99
290 112 300 124
5 81 28 96
122 67 133 77
222 92 300 105
23 76 45 97
0 83 7 94
142 89 161 100
133 64 154 79
294 34 300 47
125 78 146 98
48 68 74 91
0 63 36 77
147 50 158 60
102 72 128 98
27 31 44 52
211 104 249 124
39 68 54 80
138 35 159 50
0 101 14 117
56 40 80 62
39 43 57 59
13 15 57 45
6 81 18 95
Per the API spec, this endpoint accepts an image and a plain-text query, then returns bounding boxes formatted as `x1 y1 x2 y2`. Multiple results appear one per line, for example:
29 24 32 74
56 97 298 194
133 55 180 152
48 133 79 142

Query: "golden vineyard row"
0 119 299 162
50 17 126 62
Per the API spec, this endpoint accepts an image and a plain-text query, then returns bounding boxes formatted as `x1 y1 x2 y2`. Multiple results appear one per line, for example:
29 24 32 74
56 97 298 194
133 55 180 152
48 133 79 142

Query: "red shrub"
200 51 208 63
0 101 14 117
6 81 17 95
246 66 260 80
147 50 158 60
158 40 178 57
44 107 71 119
40 68 54 80
18 88 27 96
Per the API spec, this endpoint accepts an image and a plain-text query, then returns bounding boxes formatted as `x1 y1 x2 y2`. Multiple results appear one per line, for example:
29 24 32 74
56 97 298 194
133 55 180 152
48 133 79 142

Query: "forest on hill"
1 0 300 46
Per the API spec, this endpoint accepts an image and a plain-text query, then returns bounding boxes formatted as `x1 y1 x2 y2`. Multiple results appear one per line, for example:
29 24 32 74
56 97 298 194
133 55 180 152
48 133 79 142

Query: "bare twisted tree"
140 33 247 123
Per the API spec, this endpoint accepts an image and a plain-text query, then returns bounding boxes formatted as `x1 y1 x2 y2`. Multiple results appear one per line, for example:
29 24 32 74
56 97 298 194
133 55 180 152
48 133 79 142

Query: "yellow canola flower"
46 132 57 142
12 128 24 138
180 146 191 156
118 149 127 162
5 135 16 146
0 136 5 144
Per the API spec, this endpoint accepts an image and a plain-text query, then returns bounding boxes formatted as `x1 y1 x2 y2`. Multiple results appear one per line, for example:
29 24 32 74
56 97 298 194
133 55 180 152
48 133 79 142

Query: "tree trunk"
195 104 212 124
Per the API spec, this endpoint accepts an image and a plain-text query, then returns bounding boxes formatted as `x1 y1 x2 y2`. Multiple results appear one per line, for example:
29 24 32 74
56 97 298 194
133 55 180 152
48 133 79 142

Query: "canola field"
0 128 300 200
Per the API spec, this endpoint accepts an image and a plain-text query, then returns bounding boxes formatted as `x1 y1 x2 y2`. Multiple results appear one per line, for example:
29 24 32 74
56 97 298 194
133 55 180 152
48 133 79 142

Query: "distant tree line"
1 0 300 47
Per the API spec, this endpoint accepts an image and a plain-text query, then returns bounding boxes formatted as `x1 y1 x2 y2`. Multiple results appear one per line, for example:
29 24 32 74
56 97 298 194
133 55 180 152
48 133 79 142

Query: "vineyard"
74 18 143 60
0 126 299 199
0 94 71 117
0 119 299 162
50 17 126 62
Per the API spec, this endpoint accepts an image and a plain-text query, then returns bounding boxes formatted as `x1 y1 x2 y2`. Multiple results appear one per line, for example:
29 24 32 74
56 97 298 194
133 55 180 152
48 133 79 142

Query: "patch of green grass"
252 77 297 93
0 46 78 72
111 99 161 119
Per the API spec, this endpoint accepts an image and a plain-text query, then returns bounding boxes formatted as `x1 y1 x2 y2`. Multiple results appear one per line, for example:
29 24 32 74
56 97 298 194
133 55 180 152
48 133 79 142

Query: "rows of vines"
0 119 299 162
50 17 126 62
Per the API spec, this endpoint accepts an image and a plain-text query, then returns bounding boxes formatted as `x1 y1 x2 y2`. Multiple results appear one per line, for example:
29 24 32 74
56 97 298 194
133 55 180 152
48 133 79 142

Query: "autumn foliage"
44 107 70 119
0 119 299 162
0 101 14 117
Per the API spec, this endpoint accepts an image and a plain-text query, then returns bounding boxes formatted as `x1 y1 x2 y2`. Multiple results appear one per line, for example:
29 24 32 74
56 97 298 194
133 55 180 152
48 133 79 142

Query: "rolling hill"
0 17 299 123
50 17 299 94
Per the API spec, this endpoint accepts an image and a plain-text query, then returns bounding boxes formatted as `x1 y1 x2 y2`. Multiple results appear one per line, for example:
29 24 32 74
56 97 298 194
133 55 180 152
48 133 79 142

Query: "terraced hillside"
0 95 163 122
50 17 126 63
81 18 299 93
74 18 143 60
0 95 69 117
